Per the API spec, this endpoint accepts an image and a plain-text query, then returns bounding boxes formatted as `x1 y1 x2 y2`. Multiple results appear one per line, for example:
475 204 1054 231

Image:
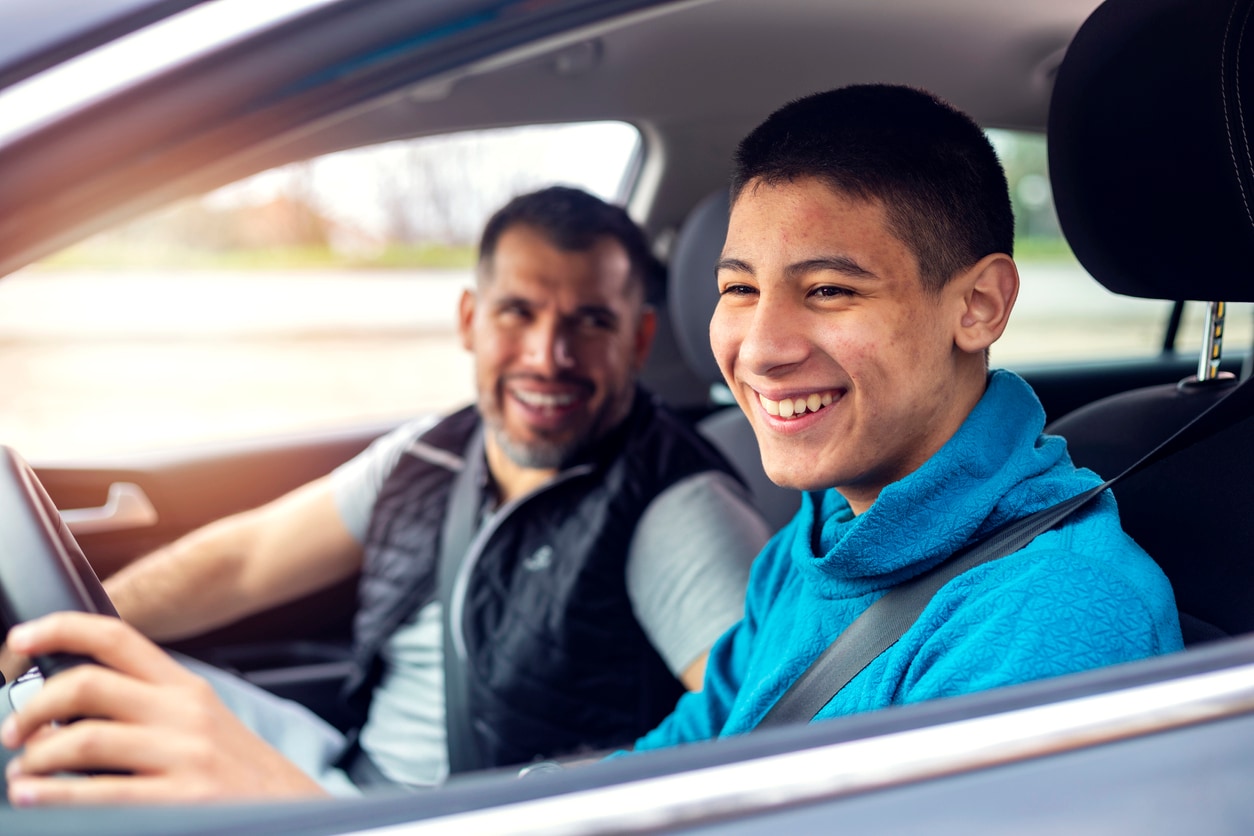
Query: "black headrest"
1049 0 1254 302
669 187 731 386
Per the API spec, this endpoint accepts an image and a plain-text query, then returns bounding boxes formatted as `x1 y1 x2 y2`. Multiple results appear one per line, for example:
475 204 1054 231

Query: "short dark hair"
731 84 1014 291
477 186 664 302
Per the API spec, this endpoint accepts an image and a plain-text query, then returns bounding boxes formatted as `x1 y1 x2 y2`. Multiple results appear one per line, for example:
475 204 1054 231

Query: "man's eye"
719 284 757 297
586 313 616 329
499 303 532 320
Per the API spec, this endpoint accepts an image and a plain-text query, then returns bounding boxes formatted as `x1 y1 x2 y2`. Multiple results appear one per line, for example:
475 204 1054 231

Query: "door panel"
24 421 400 725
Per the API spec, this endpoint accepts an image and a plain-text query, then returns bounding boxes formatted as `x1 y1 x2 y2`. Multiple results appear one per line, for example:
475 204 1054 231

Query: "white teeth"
757 391 839 420
515 390 576 408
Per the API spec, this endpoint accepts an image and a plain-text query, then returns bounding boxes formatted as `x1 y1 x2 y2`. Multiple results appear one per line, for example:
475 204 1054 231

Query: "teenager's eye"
809 285 852 299
719 283 757 297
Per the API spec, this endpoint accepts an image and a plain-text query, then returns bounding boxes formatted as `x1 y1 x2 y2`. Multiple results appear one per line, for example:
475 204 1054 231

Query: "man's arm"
103 475 364 643
0 476 363 686
626 471 774 691
1 613 327 805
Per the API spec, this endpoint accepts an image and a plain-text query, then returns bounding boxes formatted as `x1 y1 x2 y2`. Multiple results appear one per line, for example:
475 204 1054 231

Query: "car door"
0 8 653 735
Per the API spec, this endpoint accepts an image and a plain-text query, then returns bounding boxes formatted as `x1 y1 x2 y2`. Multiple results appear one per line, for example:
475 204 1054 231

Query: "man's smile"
505 376 595 427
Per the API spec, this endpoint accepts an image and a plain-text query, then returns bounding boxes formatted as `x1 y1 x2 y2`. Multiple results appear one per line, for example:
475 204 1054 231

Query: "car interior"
4 0 1254 829
1041 0 1254 647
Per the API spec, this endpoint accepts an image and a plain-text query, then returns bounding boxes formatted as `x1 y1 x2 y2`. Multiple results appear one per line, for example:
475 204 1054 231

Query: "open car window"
0 121 640 459
990 129 1254 367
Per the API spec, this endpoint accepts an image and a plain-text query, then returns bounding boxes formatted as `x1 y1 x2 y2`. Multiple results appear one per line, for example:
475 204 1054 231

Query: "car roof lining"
119 0 1100 235
0 0 210 90
0 0 1102 277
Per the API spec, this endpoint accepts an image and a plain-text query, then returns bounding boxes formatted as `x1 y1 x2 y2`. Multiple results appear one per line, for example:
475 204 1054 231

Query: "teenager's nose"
737 295 809 376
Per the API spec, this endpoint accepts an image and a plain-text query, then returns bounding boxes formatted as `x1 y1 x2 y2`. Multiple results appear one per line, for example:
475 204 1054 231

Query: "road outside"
0 268 476 460
0 262 1233 461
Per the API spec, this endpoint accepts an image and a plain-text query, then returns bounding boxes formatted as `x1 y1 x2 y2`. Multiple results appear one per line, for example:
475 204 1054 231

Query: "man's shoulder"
407 405 479 452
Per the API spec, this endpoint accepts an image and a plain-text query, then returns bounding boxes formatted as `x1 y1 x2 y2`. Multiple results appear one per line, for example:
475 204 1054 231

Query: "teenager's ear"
954 253 1019 353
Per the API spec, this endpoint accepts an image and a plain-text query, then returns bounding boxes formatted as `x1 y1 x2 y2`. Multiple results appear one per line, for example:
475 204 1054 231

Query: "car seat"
668 188 803 533
1045 0 1254 641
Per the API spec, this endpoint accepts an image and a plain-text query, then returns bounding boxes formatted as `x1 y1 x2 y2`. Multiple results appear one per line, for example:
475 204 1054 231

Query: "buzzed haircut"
732 84 1014 292
477 185 664 303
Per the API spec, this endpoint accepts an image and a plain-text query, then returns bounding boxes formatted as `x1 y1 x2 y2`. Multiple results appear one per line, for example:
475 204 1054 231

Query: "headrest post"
1197 301 1227 382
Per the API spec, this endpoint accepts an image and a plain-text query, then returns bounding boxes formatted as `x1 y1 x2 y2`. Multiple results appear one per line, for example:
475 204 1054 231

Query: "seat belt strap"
758 373 1254 729
439 431 486 773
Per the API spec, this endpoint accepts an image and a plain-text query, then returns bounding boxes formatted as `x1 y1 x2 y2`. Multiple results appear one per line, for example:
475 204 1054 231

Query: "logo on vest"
522 545 554 572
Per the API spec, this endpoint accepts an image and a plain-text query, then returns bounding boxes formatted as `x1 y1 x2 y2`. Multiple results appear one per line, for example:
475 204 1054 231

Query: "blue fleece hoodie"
634 370 1183 751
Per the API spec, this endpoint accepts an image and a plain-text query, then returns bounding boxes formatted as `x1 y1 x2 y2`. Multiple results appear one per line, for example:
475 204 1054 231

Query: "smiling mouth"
513 389 580 409
506 377 594 422
758 389 841 419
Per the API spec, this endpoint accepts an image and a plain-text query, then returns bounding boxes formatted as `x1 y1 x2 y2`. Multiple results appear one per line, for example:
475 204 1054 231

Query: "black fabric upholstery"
1046 377 1250 637
1050 0 1254 302
1047 378 1241 481
1047 0 1254 642
668 187 730 386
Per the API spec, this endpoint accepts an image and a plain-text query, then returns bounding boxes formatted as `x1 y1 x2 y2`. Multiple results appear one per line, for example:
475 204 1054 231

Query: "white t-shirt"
331 418 770 785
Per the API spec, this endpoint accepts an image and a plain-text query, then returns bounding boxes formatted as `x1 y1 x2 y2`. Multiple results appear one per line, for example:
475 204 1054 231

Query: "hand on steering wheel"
0 447 326 806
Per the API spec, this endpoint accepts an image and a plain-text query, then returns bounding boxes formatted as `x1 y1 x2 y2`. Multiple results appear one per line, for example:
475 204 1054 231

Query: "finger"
6 614 190 684
9 772 197 807
9 718 199 779
2 664 214 747
7 720 327 806
0 642 31 684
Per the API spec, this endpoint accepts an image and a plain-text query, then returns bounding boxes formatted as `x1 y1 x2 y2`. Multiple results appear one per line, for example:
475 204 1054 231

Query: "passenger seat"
1044 0 1254 643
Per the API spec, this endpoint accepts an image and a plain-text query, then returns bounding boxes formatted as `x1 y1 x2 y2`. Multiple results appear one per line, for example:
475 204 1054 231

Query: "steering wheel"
0 445 118 678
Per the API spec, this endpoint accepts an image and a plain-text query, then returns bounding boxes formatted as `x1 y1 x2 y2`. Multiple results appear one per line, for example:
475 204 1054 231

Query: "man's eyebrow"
490 293 530 310
570 304 620 323
787 256 877 280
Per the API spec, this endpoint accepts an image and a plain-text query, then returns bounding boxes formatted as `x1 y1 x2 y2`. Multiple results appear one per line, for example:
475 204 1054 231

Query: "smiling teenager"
630 84 1183 751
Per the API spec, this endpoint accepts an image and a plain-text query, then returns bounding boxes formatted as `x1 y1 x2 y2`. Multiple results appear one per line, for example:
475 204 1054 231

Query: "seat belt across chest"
438 436 486 773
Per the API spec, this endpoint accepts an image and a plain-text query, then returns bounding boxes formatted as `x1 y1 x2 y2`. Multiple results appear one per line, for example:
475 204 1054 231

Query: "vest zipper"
447 462 596 663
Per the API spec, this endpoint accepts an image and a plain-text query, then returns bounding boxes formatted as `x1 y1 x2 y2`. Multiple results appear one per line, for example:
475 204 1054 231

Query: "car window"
0 121 640 459
988 129 1253 367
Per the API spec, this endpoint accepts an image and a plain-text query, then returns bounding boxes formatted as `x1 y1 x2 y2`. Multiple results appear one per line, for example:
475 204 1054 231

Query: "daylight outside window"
1 125 1246 460
0 122 640 459
988 130 1251 367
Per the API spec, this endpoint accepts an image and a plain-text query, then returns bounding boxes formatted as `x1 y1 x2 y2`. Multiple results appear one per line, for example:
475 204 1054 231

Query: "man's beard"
481 378 636 470
489 422 575 469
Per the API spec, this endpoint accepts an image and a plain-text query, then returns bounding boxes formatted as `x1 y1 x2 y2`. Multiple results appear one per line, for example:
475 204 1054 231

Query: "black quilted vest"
345 389 740 770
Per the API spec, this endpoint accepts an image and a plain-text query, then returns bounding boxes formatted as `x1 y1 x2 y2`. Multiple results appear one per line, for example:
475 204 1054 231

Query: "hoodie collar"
788 370 1079 596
